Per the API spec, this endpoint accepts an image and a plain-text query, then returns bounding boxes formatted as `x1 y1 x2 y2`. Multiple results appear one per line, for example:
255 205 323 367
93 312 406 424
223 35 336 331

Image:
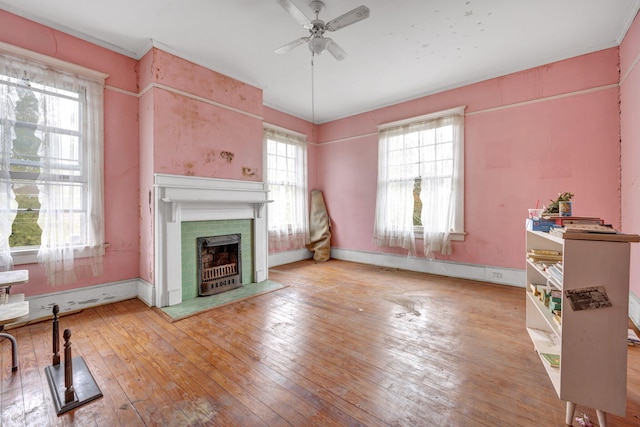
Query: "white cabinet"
525 230 637 426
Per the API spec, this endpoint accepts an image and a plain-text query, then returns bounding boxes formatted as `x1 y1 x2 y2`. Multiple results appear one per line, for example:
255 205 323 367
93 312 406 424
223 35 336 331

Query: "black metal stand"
45 307 102 415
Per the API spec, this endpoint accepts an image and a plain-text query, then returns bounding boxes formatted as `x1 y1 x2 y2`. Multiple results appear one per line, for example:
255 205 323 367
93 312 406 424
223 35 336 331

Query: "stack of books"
527 249 563 284
541 215 604 227
551 223 618 237
549 288 562 325
529 283 562 324
526 249 562 264
546 262 563 285
529 282 545 299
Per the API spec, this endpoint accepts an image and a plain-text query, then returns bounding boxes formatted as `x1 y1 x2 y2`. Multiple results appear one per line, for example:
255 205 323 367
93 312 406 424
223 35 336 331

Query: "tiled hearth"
181 219 254 300
153 174 270 307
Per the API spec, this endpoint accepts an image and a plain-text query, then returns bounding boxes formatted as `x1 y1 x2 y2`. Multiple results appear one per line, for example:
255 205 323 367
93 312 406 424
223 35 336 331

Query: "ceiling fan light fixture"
309 35 328 55
276 0 370 61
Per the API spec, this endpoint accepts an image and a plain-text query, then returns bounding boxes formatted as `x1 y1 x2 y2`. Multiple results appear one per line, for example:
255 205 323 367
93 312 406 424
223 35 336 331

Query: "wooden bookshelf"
525 230 637 427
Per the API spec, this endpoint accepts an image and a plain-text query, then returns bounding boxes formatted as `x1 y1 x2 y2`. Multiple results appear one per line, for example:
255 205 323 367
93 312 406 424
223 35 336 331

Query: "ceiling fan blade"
326 38 347 61
275 37 309 54
276 0 312 28
325 5 370 31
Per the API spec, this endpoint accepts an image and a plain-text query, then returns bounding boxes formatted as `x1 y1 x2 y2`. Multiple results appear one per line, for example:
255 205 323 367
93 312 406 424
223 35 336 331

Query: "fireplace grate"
197 234 242 296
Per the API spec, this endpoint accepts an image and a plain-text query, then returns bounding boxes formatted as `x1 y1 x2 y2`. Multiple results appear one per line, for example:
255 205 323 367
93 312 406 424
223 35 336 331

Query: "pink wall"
317 48 621 269
137 48 267 283
138 60 155 284
620 12 640 297
0 10 140 296
2 8 637 297
139 48 264 181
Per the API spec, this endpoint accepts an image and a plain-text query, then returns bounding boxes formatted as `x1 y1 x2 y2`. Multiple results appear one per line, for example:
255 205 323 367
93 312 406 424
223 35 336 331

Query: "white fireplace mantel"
153 173 271 307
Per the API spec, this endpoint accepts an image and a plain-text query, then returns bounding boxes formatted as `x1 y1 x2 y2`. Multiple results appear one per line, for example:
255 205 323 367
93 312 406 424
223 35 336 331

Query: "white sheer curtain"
0 51 105 284
35 65 105 285
265 127 309 250
373 125 418 255
419 114 463 257
0 76 18 270
374 110 464 258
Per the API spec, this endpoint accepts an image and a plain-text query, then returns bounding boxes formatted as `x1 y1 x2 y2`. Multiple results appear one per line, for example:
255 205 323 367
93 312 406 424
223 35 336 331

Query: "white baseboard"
630 291 640 328
137 278 155 307
18 254 640 327
329 247 526 288
25 278 140 323
269 248 313 267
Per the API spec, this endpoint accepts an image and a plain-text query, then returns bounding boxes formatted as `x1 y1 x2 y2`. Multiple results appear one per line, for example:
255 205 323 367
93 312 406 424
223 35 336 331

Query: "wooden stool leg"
52 305 60 365
596 409 607 427
63 329 75 404
0 332 18 372
565 401 576 425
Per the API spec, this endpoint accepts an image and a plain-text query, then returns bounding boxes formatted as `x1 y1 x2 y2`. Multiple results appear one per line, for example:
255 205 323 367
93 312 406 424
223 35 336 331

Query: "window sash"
264 126 309 250
3 84 88 249
0 47 105 280
374 107 465 256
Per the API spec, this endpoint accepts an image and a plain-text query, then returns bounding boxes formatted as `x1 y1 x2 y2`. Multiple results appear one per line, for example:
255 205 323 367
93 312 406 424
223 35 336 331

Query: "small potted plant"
543 192 574 214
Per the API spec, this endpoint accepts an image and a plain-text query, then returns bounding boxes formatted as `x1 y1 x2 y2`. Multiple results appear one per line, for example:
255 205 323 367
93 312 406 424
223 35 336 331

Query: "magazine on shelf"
564 286 612 311
540 352 560 368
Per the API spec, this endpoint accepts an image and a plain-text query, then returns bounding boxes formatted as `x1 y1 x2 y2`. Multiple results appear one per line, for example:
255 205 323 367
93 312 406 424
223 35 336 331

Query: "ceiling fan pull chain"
311 52 315 124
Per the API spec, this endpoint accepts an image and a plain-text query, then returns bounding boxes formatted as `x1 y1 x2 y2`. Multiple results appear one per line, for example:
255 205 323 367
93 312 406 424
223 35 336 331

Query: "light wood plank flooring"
2 259 640 426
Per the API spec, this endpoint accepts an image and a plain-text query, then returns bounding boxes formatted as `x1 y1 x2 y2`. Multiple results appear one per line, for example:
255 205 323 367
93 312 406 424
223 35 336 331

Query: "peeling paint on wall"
184 162 195 176
148 51 265 181
242 167 257 177
204 150 217 164
220 151 234 162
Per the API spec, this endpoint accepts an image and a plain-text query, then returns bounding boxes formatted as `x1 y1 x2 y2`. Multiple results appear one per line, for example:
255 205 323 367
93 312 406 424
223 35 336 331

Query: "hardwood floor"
2 259 640 426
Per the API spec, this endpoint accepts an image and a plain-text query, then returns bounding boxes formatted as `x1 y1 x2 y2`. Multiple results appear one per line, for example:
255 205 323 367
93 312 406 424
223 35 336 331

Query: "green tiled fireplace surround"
181 219 254 301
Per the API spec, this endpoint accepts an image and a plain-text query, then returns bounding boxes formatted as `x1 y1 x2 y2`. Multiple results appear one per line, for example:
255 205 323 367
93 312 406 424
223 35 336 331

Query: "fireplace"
153 174 271 307
197 234 242 296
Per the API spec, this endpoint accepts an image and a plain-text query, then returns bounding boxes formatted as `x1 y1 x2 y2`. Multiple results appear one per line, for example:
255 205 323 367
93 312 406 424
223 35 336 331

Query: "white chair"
0 271 30 372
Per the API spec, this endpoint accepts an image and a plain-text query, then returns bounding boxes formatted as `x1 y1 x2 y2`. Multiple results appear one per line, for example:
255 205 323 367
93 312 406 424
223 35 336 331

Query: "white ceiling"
1 0 638 123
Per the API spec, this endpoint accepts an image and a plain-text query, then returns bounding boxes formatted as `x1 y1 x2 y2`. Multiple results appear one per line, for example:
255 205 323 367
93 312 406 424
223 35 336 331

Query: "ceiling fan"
275 0 370 60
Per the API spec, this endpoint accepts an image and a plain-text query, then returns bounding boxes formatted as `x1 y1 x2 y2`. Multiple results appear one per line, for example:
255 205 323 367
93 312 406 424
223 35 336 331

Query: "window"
0 47 105 284
264 125 309 250
373 106 465 257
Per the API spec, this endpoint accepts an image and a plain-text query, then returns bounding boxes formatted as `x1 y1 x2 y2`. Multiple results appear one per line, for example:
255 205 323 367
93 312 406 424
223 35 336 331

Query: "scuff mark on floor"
388 297 423 317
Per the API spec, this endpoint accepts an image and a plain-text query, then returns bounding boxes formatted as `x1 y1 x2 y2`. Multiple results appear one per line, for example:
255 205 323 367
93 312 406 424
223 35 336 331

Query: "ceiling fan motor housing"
309 0 326 15
308 17 328 55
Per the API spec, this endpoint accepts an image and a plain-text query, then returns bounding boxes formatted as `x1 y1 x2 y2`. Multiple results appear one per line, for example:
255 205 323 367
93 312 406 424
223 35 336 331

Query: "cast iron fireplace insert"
196 234 242 296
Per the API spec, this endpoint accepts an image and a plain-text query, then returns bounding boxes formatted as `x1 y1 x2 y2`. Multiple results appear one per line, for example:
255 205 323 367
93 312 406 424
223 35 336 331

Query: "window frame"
378 106 466 241
0 41 107 265
263 123 309 249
